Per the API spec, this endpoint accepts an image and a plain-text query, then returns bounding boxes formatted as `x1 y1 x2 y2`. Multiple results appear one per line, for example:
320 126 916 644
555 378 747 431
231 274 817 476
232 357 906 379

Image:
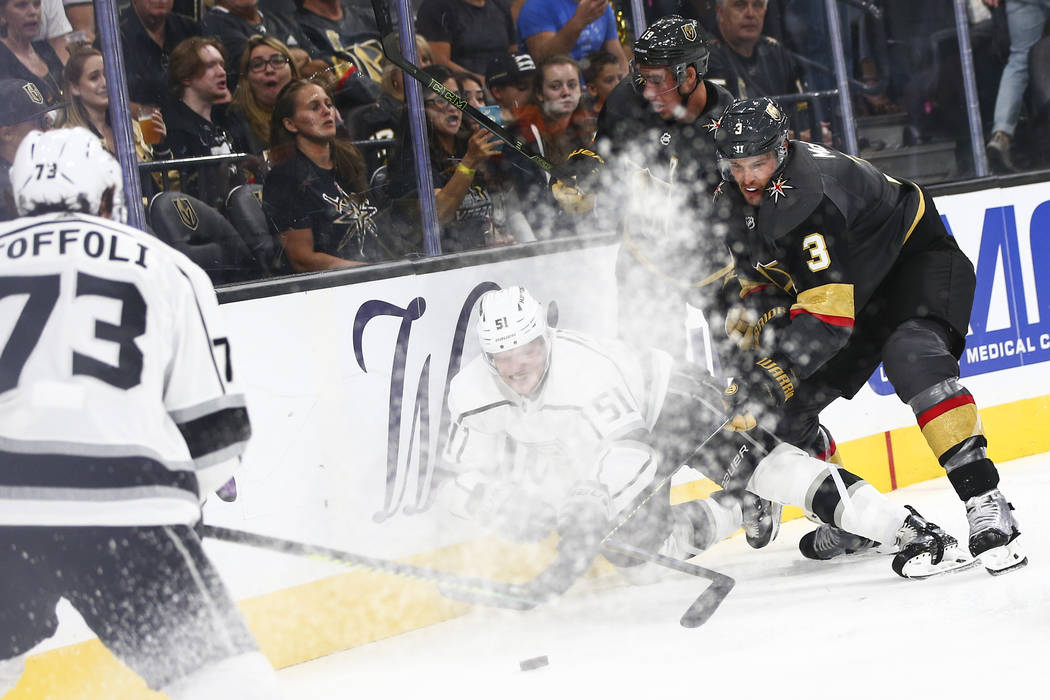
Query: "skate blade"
980 539 1028 576
900 546 980 580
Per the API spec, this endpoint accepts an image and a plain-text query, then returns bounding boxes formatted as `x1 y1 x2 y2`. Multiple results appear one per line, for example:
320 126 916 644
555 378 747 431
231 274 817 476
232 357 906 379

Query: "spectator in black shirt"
265 78 400 271
203 0 313 92
0 0 65 112
296 0 384 86
119 0 203 110
415 0 517 82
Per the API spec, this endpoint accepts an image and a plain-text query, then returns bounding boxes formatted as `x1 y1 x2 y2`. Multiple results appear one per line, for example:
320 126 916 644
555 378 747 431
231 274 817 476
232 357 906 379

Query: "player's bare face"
491 336 548 396
729 151 778 205
638 66 681 120
425 78 462 137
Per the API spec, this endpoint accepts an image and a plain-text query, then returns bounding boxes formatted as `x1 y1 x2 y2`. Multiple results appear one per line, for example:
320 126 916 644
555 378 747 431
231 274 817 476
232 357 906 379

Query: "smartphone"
477 104 504 151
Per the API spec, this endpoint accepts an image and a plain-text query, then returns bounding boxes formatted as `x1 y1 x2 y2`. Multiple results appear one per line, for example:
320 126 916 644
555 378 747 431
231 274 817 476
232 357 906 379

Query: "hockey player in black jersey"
710 97 1026 575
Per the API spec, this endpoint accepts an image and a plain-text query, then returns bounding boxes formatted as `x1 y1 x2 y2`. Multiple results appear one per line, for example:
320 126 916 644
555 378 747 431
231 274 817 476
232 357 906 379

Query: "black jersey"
717 140 933 379
594 77 737 358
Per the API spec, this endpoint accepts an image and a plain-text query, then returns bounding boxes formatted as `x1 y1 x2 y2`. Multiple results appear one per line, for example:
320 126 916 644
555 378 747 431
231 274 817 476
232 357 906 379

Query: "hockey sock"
909 378 1000 500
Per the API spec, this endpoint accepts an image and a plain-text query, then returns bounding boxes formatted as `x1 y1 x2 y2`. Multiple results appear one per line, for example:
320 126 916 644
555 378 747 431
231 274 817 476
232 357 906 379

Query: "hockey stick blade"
200 525 540 611
369 0 559 177
603 539 735 628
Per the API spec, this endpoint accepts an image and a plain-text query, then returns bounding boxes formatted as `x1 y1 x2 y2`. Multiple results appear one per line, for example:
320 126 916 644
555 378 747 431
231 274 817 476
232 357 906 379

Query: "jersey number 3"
802 233 831 272
0 272 146 393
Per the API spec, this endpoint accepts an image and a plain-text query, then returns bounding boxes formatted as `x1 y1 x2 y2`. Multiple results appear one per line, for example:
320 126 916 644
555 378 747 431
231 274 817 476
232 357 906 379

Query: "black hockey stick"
369 0 559 177
603 539 735 628
199 524 541 610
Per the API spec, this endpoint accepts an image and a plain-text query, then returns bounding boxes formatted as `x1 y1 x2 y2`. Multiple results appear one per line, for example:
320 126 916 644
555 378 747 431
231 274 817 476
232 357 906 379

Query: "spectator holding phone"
517 0 628 69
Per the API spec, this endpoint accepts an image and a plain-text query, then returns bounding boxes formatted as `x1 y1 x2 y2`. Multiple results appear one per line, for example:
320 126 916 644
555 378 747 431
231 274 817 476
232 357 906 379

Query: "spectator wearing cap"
0 0 66 110
415 0 516 82
516 0 627 69
119 0 204 110
0 78 52 221
486 51 537 126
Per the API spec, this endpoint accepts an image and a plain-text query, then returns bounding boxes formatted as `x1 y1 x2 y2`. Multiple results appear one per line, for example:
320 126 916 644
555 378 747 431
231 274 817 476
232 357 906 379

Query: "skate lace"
968 492 1002 532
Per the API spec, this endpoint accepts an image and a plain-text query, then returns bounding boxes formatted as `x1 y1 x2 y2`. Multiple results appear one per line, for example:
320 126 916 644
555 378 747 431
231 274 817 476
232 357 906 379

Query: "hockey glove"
550 147 605 214
466 480 557 543
724 356 798 432
556 481 613 557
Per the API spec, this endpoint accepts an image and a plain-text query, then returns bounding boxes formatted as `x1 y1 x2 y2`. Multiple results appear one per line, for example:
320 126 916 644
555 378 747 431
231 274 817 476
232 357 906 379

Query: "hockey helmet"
476 286 550 356
11 126 127 223
713 97 790 177
632 15 710 89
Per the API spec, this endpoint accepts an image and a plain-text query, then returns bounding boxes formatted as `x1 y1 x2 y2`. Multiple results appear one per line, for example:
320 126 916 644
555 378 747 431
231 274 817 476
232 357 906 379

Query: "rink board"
7 179 1050 697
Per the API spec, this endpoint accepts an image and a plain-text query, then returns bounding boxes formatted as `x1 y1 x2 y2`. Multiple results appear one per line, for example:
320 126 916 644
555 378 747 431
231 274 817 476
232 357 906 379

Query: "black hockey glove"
550 147 605 214
724 356 798 432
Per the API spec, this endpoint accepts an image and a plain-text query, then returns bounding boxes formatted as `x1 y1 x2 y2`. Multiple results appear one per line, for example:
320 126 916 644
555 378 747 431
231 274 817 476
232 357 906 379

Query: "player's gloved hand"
556 481 613 557
466 480 557 543
724 356 798 431
550 147 605 214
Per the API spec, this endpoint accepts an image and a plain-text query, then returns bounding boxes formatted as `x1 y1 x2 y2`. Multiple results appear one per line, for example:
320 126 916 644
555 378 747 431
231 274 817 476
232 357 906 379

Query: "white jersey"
443 329 672 517
0 213 249 527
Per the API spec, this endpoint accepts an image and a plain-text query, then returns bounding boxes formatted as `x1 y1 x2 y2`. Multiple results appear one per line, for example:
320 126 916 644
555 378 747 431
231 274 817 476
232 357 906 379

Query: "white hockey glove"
466 480 557 543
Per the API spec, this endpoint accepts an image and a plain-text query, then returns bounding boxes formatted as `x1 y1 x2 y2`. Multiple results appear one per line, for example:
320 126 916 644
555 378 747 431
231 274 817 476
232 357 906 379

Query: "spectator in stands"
203 0 312 92
164 36 250 207
64 0 93 43
0 77 51 221
62 44 168 160
119 0 203 109
515 54 591 166
389 65 509 252
33 0 70 63
580 49 624 121
227 35 300 157
296 0 384 89
457 72 487 111
0 0 66 110
485 50 537 126
415 0 516 81
265 78 401 270
516 0 627 68
984 0 1050 172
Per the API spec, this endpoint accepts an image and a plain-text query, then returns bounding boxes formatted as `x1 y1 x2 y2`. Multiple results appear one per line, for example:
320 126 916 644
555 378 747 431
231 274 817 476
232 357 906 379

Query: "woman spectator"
0 0 64 111
515 54 591 165
264 78 401 271
389 65 509 252
455 72 487 111
227 35 300 157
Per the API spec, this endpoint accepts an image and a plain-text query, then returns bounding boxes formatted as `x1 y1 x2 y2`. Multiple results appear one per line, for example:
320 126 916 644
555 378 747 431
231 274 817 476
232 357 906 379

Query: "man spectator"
163 37 246 207
984 0 1050 172
0 79 52 221
119 0 204 109
516 0 628 68
203 0 313 91
706 0 820 139
296 0 384 85
415 0 516 81
485 50 537 125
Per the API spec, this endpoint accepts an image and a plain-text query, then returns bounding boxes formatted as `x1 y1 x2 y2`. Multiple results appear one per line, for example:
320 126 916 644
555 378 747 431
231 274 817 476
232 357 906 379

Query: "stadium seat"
148 191 259 285
226 184 280 275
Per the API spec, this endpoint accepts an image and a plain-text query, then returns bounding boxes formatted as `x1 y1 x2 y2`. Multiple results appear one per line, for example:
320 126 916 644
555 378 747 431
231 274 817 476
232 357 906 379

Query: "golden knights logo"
766 175 793 203
22 83 44 105
682 22 697 42
172 197 199 230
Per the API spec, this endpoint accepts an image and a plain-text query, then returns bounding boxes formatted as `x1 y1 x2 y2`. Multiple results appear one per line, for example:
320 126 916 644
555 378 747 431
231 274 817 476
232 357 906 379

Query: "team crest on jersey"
660 132 671 146
745 215 755 230
703 117 721 133
172 197 199 230
22 83 44 105
766 175 793 204
682 22 697 42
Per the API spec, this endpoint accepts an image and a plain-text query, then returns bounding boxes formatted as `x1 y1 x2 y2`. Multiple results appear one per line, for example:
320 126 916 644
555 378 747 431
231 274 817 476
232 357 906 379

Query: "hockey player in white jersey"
0 128 281 699
443 286 977 586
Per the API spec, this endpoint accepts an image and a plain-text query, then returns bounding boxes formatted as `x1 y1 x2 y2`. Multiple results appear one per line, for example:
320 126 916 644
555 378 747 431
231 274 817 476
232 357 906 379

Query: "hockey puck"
519 655 549 671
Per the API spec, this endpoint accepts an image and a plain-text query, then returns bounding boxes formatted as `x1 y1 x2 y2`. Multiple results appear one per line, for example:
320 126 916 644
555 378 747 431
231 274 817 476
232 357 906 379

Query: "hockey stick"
199 524 541 610
369 0 559 177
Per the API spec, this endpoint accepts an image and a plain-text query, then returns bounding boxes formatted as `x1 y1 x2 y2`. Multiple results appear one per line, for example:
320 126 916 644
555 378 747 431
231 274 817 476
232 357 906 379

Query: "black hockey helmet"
632 15 710 89
713 97 790 177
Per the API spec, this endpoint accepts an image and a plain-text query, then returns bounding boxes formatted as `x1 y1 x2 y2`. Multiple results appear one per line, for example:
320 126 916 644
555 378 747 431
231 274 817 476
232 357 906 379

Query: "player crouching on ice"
439 286 974 586
709 96 1025 576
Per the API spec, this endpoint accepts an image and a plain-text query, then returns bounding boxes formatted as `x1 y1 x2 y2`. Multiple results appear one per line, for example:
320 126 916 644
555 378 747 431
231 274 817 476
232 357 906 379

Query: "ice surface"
279 453 1049 699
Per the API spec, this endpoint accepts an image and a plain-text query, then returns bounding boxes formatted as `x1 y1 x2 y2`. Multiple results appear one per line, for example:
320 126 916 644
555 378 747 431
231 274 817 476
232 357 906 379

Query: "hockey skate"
965 489 1027 575
891 507 977 579
740 492 782 549
799 524 878 560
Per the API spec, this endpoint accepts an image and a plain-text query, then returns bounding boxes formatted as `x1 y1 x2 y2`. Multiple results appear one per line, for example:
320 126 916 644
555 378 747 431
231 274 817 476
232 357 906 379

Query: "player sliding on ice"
440 286 976 588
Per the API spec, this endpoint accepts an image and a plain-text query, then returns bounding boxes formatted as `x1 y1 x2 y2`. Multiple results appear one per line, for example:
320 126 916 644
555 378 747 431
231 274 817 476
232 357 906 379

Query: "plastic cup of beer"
138 107 162 146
